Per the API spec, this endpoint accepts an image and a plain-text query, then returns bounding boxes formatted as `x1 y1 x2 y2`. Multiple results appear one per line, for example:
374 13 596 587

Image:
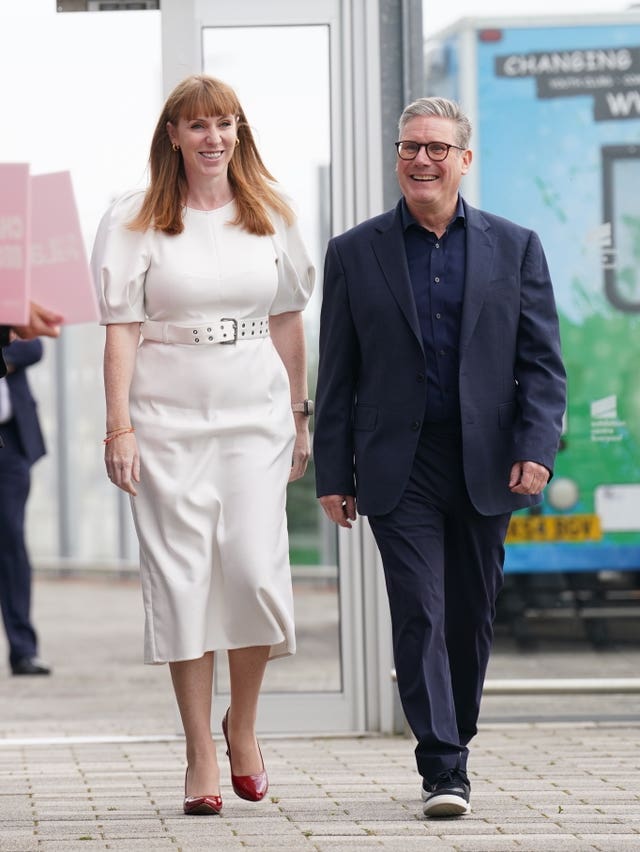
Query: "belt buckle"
219 318 238 344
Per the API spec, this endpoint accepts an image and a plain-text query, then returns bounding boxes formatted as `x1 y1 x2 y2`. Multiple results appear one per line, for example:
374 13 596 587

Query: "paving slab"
1 576 640 850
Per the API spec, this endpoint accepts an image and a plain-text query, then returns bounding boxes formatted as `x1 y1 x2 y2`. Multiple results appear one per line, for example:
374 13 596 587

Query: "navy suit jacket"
1 339 46 465
314 197 566 517
0 326 10 379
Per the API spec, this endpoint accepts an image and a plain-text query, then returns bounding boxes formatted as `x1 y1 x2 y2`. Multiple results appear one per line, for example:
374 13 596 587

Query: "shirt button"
411 421 421 431
434 276 440 283
435 242 440 248
435 312 441 319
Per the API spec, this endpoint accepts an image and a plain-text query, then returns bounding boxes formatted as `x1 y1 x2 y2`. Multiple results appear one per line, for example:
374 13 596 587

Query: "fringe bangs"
172 77 240 123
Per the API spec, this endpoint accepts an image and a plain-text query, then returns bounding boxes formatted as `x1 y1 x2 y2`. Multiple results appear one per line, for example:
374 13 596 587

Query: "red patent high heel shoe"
222 707 269 802
183 768 223 815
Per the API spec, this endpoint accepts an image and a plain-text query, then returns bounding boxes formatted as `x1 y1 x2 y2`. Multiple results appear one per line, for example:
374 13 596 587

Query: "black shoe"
11 657 51 676
422 769 471 817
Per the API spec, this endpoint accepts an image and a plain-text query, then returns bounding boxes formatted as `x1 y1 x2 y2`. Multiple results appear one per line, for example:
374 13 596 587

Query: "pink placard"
0 163 30 325
30 171 99 324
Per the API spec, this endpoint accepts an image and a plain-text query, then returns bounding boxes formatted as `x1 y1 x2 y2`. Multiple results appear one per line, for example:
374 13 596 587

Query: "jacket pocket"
353 404 378 431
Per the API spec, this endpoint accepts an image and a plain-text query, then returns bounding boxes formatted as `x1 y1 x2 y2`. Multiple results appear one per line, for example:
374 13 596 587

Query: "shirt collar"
400 195 466 234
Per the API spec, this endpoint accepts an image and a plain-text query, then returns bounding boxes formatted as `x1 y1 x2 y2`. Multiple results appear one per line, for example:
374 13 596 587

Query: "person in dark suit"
313 97 566 817
0 338 51 675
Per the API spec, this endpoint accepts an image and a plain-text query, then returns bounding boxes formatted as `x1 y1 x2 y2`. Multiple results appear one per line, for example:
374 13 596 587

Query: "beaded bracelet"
103 427 135 445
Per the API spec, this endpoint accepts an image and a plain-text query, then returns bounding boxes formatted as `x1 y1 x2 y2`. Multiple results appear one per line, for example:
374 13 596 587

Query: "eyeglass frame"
394 140 467 161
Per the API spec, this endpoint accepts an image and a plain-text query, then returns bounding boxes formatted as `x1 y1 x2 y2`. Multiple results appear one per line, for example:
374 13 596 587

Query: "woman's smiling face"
167 113 238 184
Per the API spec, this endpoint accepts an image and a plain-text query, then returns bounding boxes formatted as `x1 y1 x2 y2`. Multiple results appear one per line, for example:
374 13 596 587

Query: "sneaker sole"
423 794 471 817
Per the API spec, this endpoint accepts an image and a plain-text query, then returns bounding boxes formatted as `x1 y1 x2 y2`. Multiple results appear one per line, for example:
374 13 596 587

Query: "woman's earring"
172 143 180 152
235 138 240 147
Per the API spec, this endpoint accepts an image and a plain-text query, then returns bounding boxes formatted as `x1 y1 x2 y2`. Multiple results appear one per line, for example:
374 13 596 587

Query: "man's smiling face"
396 115 472 221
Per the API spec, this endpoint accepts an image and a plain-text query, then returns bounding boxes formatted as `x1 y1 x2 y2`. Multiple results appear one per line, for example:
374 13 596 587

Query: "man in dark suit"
314 97 566 817
0 338 51 675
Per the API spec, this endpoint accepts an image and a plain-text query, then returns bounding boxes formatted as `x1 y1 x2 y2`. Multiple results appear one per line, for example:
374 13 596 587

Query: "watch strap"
291 399 314 416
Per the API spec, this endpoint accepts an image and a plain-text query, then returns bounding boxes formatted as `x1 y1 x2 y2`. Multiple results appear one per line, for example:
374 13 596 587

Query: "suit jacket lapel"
460 201 496 353
371 205 422 345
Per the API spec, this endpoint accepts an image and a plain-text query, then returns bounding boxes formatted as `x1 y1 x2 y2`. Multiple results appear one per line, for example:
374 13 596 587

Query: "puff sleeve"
91 191 150 325
269 211 315 315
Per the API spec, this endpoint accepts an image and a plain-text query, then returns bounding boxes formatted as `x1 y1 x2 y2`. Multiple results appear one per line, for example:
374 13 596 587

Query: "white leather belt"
140 316 270 345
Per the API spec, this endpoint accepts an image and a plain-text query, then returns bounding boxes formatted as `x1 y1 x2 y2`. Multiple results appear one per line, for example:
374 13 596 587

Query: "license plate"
506 514 602 543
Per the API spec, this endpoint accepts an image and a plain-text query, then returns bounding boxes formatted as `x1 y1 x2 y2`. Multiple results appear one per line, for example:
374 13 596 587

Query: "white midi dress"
92 191 314 664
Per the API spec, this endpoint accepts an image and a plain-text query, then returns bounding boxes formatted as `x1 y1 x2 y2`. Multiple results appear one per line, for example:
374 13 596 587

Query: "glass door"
164 0 369 733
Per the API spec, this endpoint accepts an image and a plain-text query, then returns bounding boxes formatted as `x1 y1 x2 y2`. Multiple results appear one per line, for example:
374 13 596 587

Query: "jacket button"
411 421 421 431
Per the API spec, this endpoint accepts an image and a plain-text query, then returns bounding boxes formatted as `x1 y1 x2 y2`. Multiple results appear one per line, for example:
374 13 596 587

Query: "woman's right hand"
103 323 142 495
105 432 140 496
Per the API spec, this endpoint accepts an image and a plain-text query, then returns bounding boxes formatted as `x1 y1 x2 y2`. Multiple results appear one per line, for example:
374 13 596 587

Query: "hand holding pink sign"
13 302 63 340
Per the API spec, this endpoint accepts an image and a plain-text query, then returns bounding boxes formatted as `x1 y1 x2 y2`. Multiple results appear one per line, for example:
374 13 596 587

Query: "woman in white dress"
92 75 314 815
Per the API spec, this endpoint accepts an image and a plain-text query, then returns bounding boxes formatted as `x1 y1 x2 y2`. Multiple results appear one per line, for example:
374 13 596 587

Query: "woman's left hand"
289 419 311 482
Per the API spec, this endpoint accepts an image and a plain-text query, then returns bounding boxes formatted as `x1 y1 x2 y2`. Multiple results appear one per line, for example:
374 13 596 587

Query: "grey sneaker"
422 769 471 817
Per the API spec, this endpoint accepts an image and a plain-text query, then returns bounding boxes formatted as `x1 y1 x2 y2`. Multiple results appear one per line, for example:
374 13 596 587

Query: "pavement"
1 575 639 851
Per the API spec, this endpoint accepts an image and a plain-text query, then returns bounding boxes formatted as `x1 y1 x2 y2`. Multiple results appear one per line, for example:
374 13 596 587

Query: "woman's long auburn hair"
128 75 294 236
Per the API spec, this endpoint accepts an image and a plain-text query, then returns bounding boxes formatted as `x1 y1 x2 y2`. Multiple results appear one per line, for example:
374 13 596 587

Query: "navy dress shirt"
401 196 466 424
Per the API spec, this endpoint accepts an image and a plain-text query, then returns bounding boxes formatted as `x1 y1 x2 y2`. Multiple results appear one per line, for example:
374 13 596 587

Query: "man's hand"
319 494 357 529
12 302 63 340
509 460 550 496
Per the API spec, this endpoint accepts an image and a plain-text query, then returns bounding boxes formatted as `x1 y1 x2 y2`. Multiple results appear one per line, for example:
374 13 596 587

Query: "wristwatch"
291 399 314 416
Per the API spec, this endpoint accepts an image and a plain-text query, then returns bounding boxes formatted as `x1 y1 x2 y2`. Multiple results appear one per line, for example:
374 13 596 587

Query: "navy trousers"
0 418 38 668
368 423 510 783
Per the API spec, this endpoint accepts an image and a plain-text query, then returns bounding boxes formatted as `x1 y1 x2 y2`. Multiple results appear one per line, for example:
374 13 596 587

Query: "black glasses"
395 140 466 161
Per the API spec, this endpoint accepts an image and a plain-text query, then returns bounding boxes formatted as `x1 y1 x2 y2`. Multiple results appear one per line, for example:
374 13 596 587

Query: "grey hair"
398 97 472 149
